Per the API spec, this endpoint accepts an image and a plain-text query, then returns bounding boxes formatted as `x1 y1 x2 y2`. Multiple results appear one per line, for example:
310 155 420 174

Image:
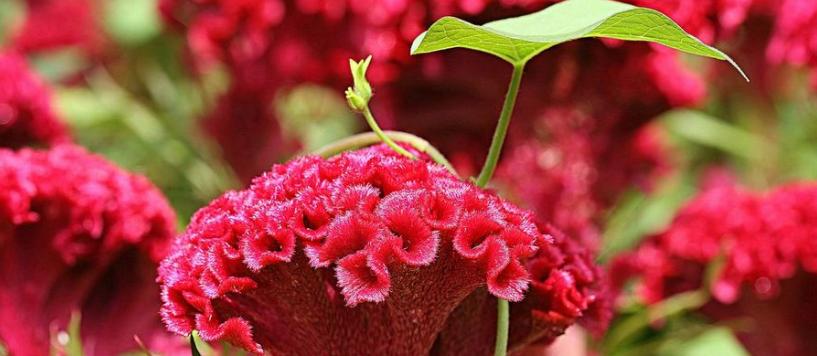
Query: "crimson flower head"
159 144 608 354
612 176 817 355
0 52 69 149
0 145 181 356
11 0 104 56
616 178 817 304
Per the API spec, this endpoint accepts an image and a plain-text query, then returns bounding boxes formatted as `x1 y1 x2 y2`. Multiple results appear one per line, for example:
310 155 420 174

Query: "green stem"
476 64 525 188
312 131 456 174
478 63 525 356
494 299 510 356
362 107 416 159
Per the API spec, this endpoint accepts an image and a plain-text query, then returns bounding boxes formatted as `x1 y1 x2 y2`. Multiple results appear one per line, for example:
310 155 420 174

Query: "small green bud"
345 87 367 112
349 55 373 102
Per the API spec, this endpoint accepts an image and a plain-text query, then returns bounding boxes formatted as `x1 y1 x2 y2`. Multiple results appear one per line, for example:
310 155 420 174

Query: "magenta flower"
616 178 817 304
0 52 69 149
495 110 671 251
612 176 817 355
767 0 817 88
0 145 182 356
11 0 105 56
160 0 706 182
158 144 608 354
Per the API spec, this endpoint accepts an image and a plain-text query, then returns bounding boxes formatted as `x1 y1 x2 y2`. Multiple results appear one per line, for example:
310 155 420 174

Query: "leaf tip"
410 31 427 55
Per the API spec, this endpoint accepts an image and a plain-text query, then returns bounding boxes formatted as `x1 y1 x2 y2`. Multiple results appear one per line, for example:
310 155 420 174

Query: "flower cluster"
767 0 817 88
495 109 670 251
610 176 817 355
0 52 69 149
158 144 608 354
614 178 817 304
0 145 180 356
159 0 705 182
10 0 104 56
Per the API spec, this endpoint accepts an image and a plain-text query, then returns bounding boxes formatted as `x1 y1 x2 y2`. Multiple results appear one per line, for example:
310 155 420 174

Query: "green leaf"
104 0 161 46
599 174 695 263
411 0 746 79
660 109 772 161
659 327 749 356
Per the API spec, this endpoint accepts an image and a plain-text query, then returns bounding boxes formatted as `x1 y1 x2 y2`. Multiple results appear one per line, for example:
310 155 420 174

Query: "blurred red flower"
11 0 105 56
0 52 69 149
612 175 817 355
159 0 707 182
0 145 183 356
158 144 608 354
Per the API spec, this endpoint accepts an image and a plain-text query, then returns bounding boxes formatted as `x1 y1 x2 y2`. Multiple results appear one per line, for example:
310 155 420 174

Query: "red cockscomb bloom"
0 145 182 356
11 0 105 56
158 144 608 354
612 177 817 355
494 108 672 252
617 179 817 304
160 0 706 182
767 0 817 88
0 52 69 148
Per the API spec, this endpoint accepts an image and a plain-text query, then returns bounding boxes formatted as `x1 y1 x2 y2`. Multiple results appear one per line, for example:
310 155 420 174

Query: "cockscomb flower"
0 52 69 149
0 145 181 356
11 0 105 56
611 176 817 355
160 0 706 181
767 0 817 89
614 179 817 305
158 144 608 354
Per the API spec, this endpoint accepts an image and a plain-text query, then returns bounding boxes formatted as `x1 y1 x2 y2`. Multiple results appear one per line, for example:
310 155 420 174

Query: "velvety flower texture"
615 179 817 304
0 52 69 149
612 177 817 355
158 144 608 354
0 145 181 356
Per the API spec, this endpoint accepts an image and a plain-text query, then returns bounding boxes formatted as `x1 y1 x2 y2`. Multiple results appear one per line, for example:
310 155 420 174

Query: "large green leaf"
660 327 749 356
411 0 746 78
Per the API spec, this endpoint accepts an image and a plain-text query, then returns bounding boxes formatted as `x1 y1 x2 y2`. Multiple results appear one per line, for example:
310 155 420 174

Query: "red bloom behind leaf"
0 145 182 356
158 144 608 354
0 52 69 149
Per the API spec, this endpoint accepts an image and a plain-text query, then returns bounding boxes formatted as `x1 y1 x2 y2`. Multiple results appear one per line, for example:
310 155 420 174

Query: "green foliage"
661 110 772 162
599 174 696 262
277 85 358 152
0 0 23 45
29 49 89 83
104 0 162 46
658 327 749 356
411 0 745 77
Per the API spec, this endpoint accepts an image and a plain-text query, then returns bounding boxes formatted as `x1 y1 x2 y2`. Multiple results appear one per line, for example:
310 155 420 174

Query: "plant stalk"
312 131 455 174
362 107 416 159
494 299 510 356
473 63 526 356
476 64 525 188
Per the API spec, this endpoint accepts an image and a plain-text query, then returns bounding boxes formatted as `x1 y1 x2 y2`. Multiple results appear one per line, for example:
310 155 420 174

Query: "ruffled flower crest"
159 144 607 354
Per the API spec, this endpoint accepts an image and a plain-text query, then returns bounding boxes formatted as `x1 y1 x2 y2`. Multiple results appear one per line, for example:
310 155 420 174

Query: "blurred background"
2 0 817 354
